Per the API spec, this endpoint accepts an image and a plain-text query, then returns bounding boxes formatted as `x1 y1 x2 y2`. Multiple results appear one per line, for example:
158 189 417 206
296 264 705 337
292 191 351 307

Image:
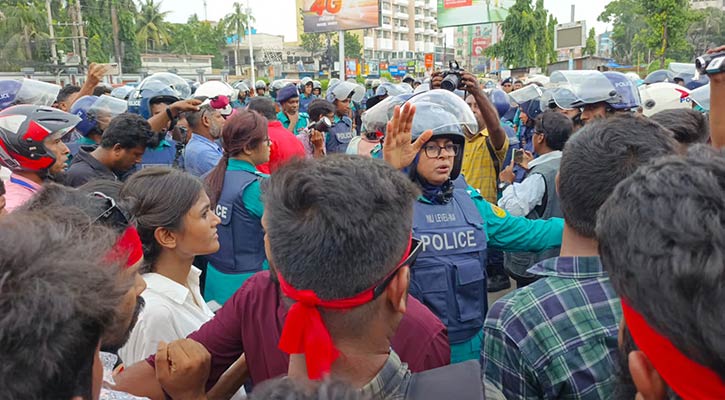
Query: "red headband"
106 226 144 269
277 236 414 380
622 300 725 399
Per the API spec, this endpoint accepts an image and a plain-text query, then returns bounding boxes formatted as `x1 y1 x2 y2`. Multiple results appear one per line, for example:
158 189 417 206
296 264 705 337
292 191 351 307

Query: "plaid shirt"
482 256 622 399
359 350 412 399
461 129 509 204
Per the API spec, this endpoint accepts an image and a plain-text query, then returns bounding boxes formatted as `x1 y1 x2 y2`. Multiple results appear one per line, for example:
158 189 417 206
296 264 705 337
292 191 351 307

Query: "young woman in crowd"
118 167 221 364
204 109 271 305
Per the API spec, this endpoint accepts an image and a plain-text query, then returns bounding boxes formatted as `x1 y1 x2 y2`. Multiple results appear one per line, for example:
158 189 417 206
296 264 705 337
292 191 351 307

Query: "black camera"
440 61 465 91
695 51 725 75
308 116 332 133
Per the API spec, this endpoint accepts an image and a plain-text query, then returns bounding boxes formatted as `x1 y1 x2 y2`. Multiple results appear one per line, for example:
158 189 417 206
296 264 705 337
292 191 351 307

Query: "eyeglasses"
423 143 460 158
373 237 423 299
91 192 130 227
263 137 272 146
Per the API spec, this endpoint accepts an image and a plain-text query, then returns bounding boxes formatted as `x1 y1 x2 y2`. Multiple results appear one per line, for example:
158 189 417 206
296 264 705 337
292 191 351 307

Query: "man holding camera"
432 69 512 292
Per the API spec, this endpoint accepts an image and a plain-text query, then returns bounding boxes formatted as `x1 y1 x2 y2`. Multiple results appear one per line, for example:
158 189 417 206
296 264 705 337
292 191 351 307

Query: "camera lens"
695 55 709 74
441 74 459 91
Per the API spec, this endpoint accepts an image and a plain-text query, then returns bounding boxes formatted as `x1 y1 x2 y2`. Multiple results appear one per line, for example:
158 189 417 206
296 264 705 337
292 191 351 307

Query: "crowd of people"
0 44 724 400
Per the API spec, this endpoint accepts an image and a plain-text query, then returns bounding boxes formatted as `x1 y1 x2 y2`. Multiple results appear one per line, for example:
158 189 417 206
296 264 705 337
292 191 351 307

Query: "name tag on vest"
215 203 232 225
335 131 354 142
420 230 478 252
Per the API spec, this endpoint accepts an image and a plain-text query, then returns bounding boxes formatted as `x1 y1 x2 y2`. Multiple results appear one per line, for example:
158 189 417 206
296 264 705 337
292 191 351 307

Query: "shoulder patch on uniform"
490 204 507 218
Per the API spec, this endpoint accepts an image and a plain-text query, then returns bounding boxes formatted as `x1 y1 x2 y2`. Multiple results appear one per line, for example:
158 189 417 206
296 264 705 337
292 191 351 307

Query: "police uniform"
205 159 269 305
326 115 355 154
277 111 309 135
140 139 177 168
410 175 564 363
299 93 315 114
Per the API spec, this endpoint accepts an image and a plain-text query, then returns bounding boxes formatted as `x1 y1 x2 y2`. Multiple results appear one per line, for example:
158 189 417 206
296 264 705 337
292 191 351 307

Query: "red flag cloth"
277 236 413 380
107 226 144 269
622 299 725 400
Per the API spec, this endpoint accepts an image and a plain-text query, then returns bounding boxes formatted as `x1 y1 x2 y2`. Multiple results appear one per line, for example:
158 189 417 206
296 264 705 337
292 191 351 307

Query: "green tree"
169 15 227 69
532 0 555 69
330 31 363 60
598 0 648 65
136 0 171 52
687 7 725 58
0 0 48 63
583 28 597 56
486 0 537 68
222 2 254 75
641 0 696 67
300 32 324 59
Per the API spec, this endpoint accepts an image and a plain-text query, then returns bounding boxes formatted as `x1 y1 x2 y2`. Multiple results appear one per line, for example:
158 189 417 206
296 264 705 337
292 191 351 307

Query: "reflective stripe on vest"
410 177 488 344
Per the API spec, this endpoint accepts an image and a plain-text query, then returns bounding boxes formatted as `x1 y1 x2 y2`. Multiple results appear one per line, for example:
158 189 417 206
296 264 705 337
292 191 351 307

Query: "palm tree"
136 0 171 53
0 0 49 62
222 2 255 75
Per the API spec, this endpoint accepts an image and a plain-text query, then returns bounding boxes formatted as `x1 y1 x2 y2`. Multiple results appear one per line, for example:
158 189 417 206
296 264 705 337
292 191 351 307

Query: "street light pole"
247 0 256 86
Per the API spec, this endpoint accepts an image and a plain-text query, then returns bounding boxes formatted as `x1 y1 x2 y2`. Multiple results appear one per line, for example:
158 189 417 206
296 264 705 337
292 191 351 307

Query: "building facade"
597 31 612 58
452 23 499 73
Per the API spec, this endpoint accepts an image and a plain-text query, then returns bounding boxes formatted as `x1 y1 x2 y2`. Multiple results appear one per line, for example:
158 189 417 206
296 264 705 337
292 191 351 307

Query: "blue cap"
502 77 513 85
277 84 299 104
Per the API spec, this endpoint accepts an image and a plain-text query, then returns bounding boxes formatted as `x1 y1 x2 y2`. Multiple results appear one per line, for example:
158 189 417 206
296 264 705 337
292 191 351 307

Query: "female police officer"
204 109 271 305
380 88 564 364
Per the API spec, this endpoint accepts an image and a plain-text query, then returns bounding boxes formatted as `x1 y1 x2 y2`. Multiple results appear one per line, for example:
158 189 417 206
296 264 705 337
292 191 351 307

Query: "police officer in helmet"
325 81 365 153
381 90 564 364
255 80 267 97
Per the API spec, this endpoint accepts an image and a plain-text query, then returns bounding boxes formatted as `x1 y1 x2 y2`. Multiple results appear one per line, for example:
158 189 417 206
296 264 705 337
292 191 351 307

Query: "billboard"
302 0 381 33
437 0 515 28
555 22 586 50
471 24 493 56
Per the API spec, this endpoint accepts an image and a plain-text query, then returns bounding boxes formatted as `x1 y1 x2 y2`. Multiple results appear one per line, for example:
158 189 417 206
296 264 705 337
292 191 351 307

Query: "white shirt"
119 266 214 365
498 151 562 217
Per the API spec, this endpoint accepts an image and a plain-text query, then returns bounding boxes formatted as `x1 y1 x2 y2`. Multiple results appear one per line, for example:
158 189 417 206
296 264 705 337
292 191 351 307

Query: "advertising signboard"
437 0 514 28
302 0 381 33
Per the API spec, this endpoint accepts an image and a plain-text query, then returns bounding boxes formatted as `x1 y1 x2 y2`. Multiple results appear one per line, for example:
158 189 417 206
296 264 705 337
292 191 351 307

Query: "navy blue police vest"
409 177 488 344
326 116 355 154
140 140 177 168
207 169 266 275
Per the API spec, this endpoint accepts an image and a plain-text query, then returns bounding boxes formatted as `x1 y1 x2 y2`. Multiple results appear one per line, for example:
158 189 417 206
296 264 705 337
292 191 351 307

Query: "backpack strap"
406 360 485 400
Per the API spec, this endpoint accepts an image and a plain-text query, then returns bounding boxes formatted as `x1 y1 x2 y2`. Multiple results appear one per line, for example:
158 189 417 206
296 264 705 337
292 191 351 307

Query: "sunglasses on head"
91 192 130 227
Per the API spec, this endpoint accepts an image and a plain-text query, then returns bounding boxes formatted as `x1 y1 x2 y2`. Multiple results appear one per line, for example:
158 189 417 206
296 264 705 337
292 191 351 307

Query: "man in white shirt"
497 111 573 287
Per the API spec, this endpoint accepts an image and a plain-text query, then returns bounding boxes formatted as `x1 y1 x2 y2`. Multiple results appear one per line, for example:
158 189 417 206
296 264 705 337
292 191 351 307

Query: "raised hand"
383 103 433 170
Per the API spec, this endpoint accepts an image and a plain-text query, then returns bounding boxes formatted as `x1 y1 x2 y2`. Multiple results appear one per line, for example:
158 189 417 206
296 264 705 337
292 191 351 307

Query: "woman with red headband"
118 167 221 366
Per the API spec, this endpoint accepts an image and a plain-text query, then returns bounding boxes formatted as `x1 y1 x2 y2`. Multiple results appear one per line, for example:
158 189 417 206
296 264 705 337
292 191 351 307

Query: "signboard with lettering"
437 0 514 28
302 0 381 33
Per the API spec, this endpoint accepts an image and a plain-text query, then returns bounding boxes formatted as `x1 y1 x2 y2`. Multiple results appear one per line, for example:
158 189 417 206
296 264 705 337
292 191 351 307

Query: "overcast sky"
158 0 613 42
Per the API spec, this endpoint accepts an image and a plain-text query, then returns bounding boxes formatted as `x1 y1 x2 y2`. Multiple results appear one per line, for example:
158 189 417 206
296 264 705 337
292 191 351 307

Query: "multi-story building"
690 0 725 10
360 0 444 63
597 31 612 58
452 23 498 73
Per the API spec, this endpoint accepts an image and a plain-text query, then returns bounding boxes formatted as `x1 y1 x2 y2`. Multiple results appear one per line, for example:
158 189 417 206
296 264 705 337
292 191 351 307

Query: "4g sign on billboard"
302 0 381 33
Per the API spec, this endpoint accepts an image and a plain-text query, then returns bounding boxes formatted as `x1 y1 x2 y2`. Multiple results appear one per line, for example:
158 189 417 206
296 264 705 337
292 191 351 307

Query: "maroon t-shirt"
147 270 450 388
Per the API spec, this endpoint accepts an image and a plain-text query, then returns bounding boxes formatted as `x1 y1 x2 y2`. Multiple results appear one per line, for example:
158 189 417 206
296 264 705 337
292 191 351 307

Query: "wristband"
166 107 175 121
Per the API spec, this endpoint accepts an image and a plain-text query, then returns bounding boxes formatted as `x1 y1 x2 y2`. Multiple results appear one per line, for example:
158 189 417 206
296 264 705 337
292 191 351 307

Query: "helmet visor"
549 70 618 108
18 79 61 107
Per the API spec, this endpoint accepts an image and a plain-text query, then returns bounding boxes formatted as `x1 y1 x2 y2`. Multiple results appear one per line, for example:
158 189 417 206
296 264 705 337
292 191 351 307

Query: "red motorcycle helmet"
0 105 80 172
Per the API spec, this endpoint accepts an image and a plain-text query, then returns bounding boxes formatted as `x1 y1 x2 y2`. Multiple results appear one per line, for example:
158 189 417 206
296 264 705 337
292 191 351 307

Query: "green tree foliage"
330 31 363 60
222 2 254 75
136 0 171 52
688 8 725 57
487 0 555 69
0 0 49 66
169 15 227 69
583 28 597 56
641 0 697 67
300 33 324 59
600 0 701 66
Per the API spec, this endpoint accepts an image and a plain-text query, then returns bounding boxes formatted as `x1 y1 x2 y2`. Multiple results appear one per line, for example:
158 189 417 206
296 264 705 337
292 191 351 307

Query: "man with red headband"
597 147 725 400
482 115 678 399
264 156 483 398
